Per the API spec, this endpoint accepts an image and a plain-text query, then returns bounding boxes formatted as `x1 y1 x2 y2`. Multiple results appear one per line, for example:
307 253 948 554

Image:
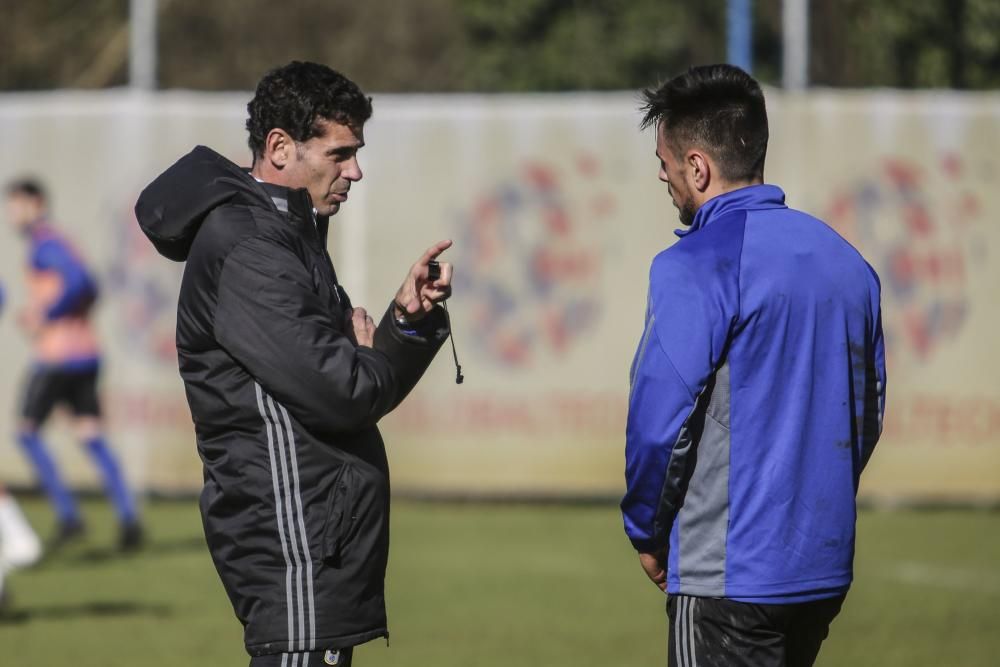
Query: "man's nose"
345 157 363 182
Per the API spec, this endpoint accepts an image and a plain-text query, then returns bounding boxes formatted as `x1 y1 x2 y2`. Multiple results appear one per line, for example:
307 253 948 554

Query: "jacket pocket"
321 463 358 567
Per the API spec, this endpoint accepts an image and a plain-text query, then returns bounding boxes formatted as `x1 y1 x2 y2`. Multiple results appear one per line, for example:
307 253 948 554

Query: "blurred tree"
0 0 128 89
156 0 725 92
0 0 997 91
157 0 465 92
806 0 1000 89
455 0 725 91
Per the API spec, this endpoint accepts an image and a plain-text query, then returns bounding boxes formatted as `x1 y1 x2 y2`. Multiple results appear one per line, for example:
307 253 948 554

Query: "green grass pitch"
1 499 997 666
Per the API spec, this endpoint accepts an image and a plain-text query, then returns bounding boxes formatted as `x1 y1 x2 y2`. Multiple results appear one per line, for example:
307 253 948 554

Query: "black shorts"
20 365 102 425
249 647 353 667
667 594 844 667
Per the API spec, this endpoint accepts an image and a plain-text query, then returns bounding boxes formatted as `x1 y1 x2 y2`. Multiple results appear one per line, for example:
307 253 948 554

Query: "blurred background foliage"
0 0 997 92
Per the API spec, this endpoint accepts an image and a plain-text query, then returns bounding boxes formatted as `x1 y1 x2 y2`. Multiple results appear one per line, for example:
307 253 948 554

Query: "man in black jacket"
135 61 453 667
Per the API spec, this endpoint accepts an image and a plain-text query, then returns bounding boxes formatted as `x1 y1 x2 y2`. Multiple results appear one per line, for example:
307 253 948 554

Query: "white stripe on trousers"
688 597 697 667
675 596 699 667
256 383 317 655
677 596 686 667
274 651 312 667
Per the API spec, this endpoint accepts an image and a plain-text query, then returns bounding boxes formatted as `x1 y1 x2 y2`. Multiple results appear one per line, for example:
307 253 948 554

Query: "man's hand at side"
639 549 668 591
393 240 453 322
349 307 376 348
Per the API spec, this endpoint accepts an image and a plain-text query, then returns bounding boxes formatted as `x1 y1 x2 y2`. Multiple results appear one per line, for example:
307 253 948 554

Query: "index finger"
419 239 453 265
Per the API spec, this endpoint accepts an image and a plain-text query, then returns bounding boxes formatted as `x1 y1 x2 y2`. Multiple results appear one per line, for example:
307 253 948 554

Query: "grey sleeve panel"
653 360 733 559
652 383 709 544
676 360 732 597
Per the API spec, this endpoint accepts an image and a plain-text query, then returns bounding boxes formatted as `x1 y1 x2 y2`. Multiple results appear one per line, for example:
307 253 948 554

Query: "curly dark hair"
246 61 373 160
641 64 768 183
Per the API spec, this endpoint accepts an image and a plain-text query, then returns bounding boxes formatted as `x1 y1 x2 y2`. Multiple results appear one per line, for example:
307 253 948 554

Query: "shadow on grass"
34 535 208 569
0 600 173 625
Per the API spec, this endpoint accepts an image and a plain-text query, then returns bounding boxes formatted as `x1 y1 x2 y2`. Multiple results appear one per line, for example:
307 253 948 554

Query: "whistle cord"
443 301 464 385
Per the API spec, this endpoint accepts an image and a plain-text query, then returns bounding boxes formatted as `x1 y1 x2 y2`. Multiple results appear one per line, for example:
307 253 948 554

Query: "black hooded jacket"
135 146 448 656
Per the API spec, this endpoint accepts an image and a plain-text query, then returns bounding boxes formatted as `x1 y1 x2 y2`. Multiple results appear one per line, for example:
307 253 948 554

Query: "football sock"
84 436 138 524
18 431 80 525
0 493 42 568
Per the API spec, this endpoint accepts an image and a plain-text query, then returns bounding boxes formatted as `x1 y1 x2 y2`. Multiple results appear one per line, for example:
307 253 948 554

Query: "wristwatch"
393 300 411 325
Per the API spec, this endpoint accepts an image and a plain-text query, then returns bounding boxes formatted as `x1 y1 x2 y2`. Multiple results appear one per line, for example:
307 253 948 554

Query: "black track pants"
667 594 845 667
249 647 353 667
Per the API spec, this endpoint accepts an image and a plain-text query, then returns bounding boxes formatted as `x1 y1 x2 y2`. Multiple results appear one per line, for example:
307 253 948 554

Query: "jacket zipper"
321 249 343 305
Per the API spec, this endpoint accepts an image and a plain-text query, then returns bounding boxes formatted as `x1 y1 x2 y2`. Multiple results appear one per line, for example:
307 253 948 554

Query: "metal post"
129 0 157 90
782 0 809 89
727 0 753 73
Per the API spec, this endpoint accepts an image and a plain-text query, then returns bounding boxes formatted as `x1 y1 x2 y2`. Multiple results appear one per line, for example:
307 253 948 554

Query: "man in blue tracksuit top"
622 65 886 667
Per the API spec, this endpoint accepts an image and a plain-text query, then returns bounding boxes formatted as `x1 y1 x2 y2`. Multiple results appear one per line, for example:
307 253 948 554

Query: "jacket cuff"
381 303 449 345
372 303 449 384
630 535 668 554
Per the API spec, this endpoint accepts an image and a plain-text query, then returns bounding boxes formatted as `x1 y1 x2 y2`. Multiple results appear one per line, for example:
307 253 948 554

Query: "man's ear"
264 129 294 169
688 151 711 193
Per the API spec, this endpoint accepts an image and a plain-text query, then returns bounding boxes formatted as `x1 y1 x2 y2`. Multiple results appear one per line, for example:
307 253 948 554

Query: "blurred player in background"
622 65 886 667
0 281 43 608
4 179 143 552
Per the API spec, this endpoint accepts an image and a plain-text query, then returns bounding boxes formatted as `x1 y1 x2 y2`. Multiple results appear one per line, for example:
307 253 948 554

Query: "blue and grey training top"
622 184 886 603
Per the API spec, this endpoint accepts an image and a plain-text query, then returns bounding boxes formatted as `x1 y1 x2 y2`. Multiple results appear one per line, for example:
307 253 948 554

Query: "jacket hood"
134 146 272 262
